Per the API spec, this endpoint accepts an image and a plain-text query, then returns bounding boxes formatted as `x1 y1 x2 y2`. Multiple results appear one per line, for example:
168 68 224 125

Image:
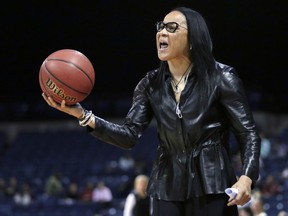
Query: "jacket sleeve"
88 74 153 150
219 67 261 186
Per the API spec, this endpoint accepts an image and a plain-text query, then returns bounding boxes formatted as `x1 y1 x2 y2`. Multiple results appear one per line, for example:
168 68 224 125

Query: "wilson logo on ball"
46 78 77 103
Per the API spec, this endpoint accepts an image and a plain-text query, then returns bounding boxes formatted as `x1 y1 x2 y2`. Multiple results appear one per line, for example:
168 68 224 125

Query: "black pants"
151 194 238 216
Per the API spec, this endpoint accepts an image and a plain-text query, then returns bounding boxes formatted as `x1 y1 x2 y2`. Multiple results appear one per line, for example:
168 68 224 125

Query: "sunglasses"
156 21 187 33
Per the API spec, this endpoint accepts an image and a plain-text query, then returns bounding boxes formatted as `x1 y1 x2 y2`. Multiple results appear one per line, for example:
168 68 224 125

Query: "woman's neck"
168 59 192 80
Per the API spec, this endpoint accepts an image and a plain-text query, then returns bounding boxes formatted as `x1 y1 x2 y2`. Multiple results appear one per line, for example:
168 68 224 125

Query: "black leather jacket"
90 62 261 201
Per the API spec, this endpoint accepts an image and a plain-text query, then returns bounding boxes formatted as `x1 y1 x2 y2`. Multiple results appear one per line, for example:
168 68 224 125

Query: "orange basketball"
39 49 95 105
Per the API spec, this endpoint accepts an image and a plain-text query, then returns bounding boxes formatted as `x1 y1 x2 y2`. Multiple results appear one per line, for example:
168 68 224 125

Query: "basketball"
39 49 95 105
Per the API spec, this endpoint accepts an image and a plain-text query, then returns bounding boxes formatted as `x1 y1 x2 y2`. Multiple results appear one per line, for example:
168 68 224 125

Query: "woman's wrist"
77 109 86 120
78 110 94 127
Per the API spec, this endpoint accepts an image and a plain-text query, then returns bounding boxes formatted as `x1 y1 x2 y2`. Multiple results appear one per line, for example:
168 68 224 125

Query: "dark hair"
174 7 215 72
155 7 217 108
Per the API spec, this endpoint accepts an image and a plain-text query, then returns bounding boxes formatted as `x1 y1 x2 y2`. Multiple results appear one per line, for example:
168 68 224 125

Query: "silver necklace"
171 64 192 94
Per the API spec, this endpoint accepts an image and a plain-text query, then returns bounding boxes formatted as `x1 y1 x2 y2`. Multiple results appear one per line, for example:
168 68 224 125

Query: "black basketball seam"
44 60 90 95
47 58 94 86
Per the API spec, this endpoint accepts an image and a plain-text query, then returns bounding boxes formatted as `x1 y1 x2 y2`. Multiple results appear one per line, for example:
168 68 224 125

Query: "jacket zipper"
176 102 182 118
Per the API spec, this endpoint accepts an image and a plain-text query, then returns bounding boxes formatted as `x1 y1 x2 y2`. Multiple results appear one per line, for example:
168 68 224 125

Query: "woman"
43 7 261 216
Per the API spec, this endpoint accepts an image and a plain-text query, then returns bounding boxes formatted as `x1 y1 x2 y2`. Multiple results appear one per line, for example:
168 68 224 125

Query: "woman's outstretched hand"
42 93 84 119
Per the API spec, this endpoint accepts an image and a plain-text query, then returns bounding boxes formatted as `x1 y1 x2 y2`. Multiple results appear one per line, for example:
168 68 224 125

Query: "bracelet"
78 109 87 121
84 114 95 126
79 110 94 126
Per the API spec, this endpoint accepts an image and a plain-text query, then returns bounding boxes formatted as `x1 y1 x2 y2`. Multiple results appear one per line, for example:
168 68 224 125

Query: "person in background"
123 174 150 216
259 132 271 159
238 207 253 216
13 183 32 206
45 172 63 197
278 211 288 216
43 6 261 216
65 182 80 200
5 177 18 198
80 181 94 203
261 174 281 197
92 181 113 209
250 198 268 216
